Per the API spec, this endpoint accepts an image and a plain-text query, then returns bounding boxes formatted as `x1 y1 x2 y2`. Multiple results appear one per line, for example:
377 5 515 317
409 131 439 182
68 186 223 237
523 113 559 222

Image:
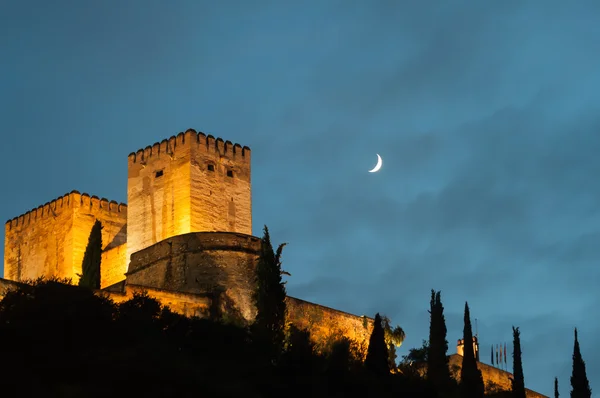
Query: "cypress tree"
427 290 451 390
511 326 526 398
365 313 390 376
570 328 591 398
555 377 559 398
78 220 102 289
460 302 484 398
252 225 287 359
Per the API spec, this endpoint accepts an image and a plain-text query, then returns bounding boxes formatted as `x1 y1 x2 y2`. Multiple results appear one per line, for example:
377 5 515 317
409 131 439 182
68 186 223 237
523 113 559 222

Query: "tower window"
155 170 164 178
207 164 215 171
227 170 234 178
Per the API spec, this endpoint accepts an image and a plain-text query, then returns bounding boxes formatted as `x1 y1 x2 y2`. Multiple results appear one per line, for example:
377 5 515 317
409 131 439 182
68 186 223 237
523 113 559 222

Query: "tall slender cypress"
511 326 526 398
427 290 451 389
555 377 559 398
78 220 102 289
460 302 484 398
570 328 591 398
365 313 390 376
253 225 287 359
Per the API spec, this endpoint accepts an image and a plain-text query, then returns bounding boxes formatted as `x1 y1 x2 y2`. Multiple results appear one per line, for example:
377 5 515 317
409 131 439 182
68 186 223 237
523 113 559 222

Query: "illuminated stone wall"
0 279 210 319
105 283 212 318
126 130 252 265
126 231 261 322
189 133 251 235
286 297 375 355
448 355 548 398
4 191 127 283
415 354 548 398
100 243 127 288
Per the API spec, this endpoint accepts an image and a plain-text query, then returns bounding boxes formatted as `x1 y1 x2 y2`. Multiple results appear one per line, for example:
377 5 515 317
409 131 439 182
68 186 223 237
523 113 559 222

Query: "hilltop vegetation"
0 278 430 398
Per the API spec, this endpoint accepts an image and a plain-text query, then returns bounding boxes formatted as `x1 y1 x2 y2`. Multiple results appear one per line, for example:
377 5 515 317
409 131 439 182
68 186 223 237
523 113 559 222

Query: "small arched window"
207 164 215 172
227 170 234 178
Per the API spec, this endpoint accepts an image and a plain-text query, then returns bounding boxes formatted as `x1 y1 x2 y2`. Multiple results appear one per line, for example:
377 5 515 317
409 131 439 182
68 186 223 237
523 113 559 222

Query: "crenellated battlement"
127 129 251 165
5 190 127 230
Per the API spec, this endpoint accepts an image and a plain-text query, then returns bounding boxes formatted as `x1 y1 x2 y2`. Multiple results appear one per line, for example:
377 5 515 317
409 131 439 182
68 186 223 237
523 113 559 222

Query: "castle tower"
457 336 480 361
126 129 252 267
4 191 127 283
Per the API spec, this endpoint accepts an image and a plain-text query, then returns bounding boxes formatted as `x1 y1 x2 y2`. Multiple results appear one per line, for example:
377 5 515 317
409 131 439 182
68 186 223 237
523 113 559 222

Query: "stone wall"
0 278 210 319
101 243 128 288
286 296 374 355
105 283 212 318
189 131 251 235
415 354 548 398
71 193 128 280
4 191 127 282
126 130 252 264
126 231 261 322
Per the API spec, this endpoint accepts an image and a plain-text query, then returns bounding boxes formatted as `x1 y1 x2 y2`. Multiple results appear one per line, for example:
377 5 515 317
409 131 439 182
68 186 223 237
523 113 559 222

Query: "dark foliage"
511 326 526 398
402 339 429 363
252 225 287 361
570 328 591 398
0 278 447 398
364 313 390 376
78 220 102 289
382 314 405 369
555 377 559 398
460 302 484 398
427 290 451 390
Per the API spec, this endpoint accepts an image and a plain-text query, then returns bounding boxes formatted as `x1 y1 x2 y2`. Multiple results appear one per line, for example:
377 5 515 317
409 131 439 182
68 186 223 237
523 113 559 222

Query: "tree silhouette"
382 314 405 369
511 326 526 398
427 290 451 390
555 377 559 398
252 225 288 361
78 220 102 289
570 328 591 398
460 302 484 398
365 313 390 376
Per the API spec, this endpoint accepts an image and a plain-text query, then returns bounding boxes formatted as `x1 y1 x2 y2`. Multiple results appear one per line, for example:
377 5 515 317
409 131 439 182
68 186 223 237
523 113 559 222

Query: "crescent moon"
368 154 383 173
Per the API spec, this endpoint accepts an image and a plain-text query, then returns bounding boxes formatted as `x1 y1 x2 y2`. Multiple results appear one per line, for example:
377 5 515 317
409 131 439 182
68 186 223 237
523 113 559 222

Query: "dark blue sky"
2 1 599 395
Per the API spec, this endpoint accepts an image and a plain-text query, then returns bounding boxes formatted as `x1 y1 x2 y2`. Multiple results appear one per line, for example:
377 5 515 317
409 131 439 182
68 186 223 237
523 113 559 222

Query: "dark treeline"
0 279 435 398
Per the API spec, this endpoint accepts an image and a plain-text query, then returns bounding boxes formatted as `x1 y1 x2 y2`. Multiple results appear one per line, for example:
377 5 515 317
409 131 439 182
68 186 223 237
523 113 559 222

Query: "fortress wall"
104 284 211 318
286 296 375 355
127 132 193 263
0 278 210 319
71 192 127 281
190 130 252 235
441 355 548 398
4 193 75 281
126 232 261 322
100 243 127 288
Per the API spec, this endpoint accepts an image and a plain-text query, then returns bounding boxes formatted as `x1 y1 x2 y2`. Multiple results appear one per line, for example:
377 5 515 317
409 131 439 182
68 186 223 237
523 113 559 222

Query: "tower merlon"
127 129 251 165
5 190 127 230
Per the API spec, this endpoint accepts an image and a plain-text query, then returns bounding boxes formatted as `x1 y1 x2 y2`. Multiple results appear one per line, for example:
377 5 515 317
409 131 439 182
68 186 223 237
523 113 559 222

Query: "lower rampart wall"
416 354 548 398
451 354 547 398
286 296 374 356
105 284 211 318
0 278 211 319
